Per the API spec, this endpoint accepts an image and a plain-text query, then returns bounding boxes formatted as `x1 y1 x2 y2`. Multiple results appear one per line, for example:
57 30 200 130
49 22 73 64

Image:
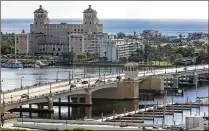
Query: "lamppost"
56 71 59 82
49 83 52 96
1 80 4 105
21 76 24 89
39 75 41 85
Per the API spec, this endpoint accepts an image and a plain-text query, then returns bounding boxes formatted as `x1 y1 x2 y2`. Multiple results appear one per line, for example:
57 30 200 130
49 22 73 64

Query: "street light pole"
56 71 59 82
39 75 41 85
21 76 24 89
68 70 71 85
50 83 52 96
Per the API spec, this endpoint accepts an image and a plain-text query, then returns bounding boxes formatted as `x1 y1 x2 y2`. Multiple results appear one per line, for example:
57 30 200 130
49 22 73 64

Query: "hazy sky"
1 1 208 19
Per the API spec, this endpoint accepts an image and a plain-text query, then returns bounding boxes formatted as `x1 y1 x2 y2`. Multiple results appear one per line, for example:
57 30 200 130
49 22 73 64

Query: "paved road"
1 65 208 105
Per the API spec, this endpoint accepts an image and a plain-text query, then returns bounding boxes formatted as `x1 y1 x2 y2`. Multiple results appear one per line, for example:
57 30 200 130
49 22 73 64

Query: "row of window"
40 48 61 51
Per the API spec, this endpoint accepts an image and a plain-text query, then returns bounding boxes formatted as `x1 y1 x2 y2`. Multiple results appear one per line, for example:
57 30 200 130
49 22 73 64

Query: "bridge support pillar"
172 74 178 88
85 91 92 105
165 78 169 88
185 75 189 84
77 96 80 103
47 97 54 119
68 96 72 103
193 72 198 85
37 103 44 117
85 106 92 119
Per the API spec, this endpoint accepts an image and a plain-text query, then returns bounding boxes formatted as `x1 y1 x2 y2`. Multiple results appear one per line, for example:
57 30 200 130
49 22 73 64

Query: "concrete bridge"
0 64 208 115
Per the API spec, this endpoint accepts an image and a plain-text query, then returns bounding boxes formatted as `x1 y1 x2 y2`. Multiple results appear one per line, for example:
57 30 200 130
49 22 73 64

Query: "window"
90 22 91 24
43 48 45 51
53 48 55 51
74 29 76 31
58 48 60 51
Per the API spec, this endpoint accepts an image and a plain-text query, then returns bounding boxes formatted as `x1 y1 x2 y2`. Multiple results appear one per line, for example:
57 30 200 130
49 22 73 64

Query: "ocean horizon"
1 18 208 36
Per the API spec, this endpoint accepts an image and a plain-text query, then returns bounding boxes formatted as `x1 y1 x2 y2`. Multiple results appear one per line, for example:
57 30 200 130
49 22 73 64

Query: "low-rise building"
15 31 30 55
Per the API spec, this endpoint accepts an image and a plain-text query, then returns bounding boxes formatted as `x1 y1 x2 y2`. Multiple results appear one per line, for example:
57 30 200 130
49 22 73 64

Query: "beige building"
29 5 103 56
15 31 30 55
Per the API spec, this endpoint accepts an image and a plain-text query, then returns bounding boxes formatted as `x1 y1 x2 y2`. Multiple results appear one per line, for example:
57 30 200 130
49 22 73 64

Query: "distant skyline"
1 1 208 19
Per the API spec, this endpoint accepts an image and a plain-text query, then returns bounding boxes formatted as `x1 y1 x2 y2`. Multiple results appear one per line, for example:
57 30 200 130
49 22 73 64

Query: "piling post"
124 108 126 116
143 110 144 122
182 89 184 96
101 112 103 122
134 104 136 114
113 110 115 127
145 103 147 112
29 104 32 118
190 102 192 116
131 114 133 123
163 100 165 119
152 105 154 120
20 106 22 118
58 98 61 119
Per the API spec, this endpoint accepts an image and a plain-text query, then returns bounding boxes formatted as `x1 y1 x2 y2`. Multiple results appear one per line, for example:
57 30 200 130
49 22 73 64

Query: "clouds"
1 1 208 19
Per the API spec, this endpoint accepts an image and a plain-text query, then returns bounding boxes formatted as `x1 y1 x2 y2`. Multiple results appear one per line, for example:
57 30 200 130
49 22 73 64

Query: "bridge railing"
3 82 117 107
3 79 69 94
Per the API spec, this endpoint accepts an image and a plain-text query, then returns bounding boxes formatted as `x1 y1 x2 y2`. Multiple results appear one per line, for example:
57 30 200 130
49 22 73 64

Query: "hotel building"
28 5 103 56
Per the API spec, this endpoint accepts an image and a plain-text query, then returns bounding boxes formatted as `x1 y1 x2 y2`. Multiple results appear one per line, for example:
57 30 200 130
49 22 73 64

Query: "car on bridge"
21 94 28 99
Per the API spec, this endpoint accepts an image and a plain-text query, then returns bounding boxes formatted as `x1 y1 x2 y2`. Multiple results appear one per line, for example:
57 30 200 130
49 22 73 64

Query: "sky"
1 1 208 19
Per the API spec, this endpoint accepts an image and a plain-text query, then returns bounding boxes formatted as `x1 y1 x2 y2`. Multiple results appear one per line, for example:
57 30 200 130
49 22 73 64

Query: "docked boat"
2 60 23 68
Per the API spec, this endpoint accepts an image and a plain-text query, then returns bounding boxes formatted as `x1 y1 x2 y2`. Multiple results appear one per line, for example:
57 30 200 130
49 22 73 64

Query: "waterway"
1 67 208 126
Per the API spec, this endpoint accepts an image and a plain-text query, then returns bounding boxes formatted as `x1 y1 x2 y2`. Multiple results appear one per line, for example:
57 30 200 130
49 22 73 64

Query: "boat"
2 60 23 68
34 60 49 68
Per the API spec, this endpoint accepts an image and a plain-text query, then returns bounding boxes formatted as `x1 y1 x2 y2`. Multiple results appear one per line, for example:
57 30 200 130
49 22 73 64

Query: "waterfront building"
100 37 143 62
15 30 30 55
28 5 103 56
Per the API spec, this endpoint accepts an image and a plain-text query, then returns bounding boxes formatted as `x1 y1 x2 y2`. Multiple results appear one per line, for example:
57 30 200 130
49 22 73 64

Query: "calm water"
1 67 208 125
1 19 208 36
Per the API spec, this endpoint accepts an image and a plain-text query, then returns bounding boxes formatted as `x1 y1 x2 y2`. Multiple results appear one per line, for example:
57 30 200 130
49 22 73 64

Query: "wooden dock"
106 119 144 123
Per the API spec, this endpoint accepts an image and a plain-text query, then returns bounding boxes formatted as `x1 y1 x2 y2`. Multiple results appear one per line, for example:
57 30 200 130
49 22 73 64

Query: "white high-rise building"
100 37 144 62
29 5 103 56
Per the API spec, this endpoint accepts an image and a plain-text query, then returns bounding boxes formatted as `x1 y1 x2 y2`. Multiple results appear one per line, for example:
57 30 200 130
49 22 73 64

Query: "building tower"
124 62 139 81
33 5 49 32
30 5 49 54
83 5 99 26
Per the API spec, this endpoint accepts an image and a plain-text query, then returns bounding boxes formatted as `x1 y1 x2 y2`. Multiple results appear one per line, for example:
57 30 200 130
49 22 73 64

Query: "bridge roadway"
1 64 208 112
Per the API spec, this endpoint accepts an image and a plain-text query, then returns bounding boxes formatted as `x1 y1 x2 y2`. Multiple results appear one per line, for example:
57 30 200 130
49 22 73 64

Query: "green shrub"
64 127 92 131
0 128 27 131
